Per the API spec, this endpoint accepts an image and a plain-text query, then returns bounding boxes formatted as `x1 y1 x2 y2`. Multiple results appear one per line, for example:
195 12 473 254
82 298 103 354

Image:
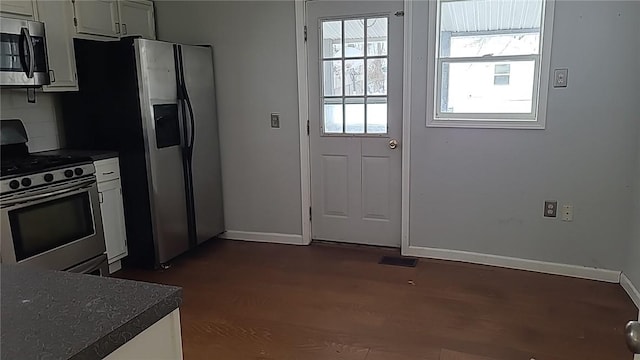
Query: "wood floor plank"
116 240 637 360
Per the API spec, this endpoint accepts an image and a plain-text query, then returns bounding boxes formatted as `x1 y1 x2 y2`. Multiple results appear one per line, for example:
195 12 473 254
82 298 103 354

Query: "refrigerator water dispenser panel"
154 104 181 148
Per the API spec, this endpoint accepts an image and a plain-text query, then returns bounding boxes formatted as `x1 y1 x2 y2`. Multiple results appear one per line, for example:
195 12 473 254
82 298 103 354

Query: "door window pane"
344 19 364 57
345 98 365 134
367 58 387 95
322 21 342 58
344 59 364 96
367 18 388 56
367 98 387 134
324 99 343 133
323 60 342 96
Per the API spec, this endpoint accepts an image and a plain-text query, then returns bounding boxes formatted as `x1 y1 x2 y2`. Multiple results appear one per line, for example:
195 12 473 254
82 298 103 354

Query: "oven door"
0 177 106 270
0 17 50 87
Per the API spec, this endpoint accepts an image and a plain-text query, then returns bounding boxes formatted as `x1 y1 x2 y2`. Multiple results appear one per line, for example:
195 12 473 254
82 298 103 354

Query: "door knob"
389 139 399 149
626 321 640 354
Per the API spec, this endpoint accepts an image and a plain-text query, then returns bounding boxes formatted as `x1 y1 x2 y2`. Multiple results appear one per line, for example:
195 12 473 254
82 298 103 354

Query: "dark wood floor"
117 240 637 360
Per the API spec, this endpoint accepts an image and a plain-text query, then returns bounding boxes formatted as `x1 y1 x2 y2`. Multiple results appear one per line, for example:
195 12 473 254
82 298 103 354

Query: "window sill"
427 118 545 130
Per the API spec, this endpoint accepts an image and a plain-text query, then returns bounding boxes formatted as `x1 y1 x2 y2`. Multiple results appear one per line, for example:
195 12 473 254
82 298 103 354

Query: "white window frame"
426 0 556 129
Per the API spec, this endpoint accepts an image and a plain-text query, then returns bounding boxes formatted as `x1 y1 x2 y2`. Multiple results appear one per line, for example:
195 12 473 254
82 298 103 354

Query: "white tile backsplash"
1 89 63 152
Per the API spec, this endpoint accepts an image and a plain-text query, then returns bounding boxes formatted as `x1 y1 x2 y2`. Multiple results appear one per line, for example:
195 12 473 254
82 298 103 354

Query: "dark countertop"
35 149 119 162
0 265 182 360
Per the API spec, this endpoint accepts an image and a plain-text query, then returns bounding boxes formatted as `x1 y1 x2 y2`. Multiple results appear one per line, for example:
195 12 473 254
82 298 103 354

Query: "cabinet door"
74 0 120 38
118 0 155 39
98 179 128 262
37 0 78 92
0 0 35 18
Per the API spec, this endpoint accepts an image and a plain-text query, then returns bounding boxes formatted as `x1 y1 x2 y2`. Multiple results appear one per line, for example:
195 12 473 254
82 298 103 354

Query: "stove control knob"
64 169 74 178
9 180 19 189
44 174 54 182
21 178 32 187
74 168 84 176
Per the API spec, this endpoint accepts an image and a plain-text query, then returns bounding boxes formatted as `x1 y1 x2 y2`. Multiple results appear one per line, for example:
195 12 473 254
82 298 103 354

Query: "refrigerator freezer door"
180 44 225 244
134 39 190 263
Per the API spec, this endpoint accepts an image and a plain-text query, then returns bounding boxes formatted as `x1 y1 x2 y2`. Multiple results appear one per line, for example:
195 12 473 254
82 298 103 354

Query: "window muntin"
321 17 389 135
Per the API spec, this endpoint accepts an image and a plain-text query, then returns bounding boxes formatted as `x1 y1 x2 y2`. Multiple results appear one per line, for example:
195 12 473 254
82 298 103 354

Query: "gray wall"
154 1 302 235
407 1 639 270
0 90 63 152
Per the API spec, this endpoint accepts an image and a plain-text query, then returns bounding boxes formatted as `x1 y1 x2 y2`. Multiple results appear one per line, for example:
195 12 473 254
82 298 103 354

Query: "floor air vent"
379 256 418 267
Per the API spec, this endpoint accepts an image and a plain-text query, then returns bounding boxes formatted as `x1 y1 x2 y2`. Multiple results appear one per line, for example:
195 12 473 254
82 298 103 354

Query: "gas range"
0 119 107 274
0 119 96 195
1 155 95 194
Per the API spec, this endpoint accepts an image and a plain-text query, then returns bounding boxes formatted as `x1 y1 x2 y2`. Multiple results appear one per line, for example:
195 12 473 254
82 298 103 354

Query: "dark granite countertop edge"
34 149 119 162
71 287 183 360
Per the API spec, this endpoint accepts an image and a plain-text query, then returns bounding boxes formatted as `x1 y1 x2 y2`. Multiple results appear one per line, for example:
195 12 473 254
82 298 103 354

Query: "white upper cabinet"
37 0 78 91
0 0 35 19
118 0 155 39
73 0 121 38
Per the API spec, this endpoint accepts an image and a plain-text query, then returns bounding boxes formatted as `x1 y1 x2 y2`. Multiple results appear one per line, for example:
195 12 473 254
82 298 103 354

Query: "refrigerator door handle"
175 44 198 249
182 81 196 152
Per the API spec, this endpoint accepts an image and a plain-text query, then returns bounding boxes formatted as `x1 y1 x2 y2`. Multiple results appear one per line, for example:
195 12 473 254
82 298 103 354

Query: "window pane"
322 21 342 58
439 0 542 58
367 17 388 56
345 98 365 134
441 60 535 113
344 59 364 95
367 98 387 134
324 99 343 133
495 64 510 75
323 60 342 96
367 58 387 95
494 75 510 85
344 19 364 57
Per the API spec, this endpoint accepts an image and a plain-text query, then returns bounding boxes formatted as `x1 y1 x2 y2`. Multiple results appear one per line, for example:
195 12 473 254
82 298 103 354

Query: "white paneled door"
308 1 403 247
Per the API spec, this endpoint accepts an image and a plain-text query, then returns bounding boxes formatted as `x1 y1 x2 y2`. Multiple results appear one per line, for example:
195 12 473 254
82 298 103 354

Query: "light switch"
553 68 568 88
270 113 280 128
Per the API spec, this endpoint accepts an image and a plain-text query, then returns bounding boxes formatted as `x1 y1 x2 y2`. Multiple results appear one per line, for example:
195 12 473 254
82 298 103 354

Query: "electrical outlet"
544 201 558 218
270 113 280 128
553 68 568 88
561 204 573 222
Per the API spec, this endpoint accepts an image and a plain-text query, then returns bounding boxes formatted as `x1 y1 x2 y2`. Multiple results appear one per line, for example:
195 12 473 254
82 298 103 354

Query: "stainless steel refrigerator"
62 38 224 268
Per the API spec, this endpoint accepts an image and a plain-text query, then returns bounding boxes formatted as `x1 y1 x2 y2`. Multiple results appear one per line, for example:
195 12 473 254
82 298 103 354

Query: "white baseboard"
403 245 621 283
621 273 640 310
220 230 305 246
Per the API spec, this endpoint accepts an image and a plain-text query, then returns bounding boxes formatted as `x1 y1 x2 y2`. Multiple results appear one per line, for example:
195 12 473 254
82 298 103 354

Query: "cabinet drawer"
95 158 120 182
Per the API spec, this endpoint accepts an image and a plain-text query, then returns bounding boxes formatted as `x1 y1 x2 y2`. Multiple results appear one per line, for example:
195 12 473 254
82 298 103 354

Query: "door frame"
294 0 412 250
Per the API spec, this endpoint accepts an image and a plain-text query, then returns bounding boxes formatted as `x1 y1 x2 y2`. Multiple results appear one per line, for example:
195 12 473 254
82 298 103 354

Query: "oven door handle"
2 180 95 207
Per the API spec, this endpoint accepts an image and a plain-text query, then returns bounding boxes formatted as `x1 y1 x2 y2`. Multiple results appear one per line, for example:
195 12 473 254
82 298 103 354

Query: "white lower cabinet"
96 158 128 273
104 309 183 360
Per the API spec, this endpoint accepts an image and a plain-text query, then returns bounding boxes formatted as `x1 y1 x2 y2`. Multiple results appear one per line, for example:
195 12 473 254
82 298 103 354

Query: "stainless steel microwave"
0 17 50 87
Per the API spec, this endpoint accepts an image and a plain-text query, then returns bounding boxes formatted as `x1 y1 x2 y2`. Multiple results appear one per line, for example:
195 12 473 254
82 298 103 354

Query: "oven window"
9 193 95 261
